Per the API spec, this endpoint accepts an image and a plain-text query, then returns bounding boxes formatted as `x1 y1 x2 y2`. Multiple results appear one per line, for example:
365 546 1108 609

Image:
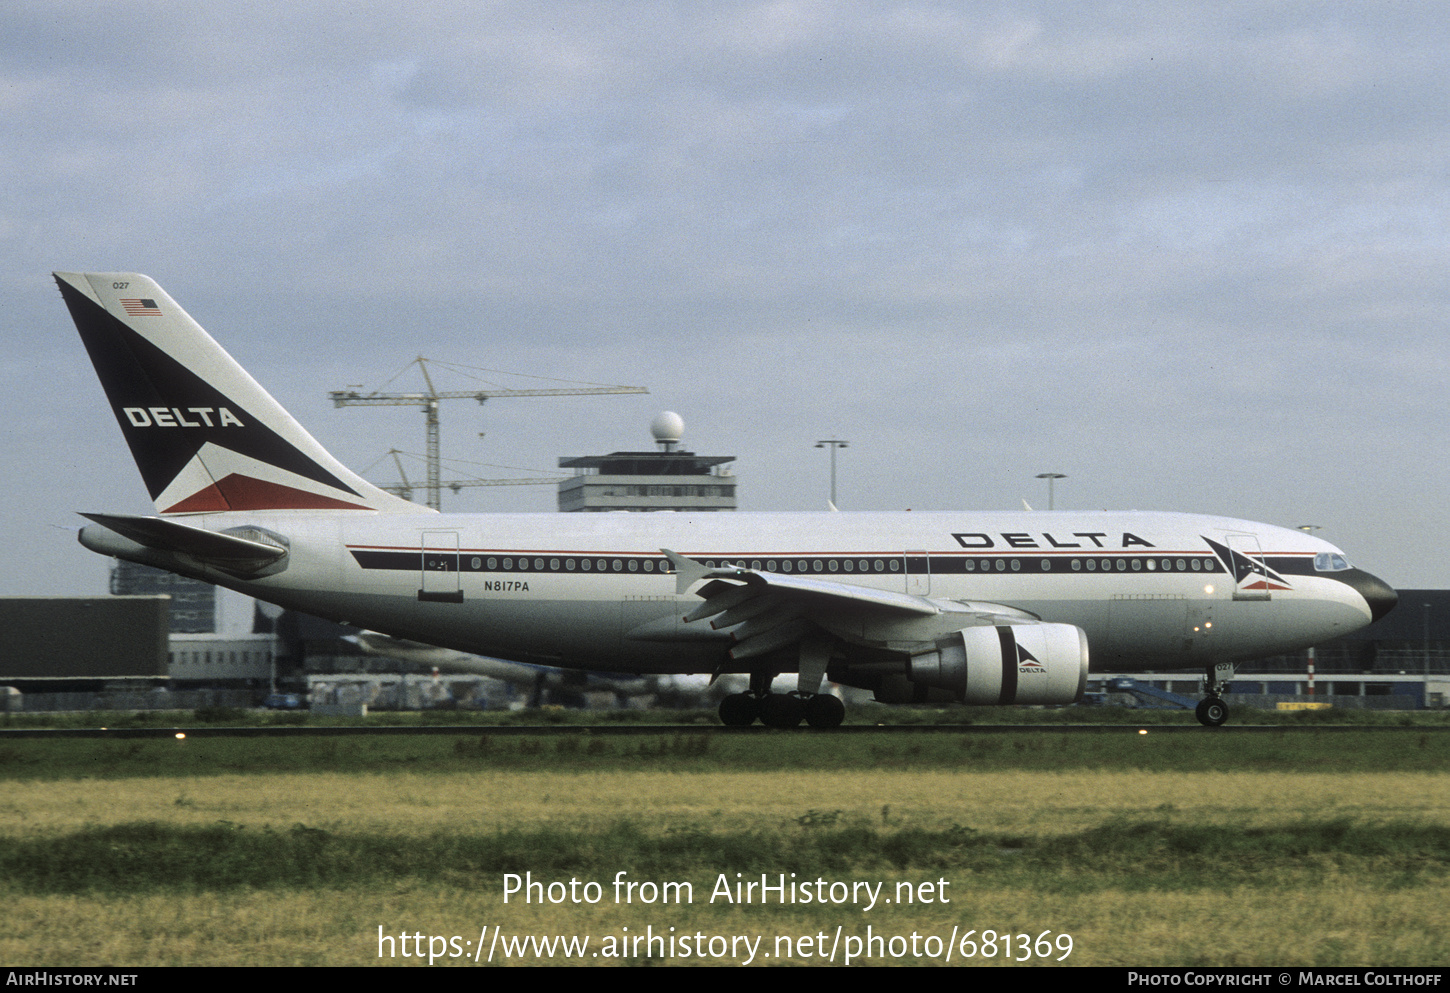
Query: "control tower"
557 412 737 512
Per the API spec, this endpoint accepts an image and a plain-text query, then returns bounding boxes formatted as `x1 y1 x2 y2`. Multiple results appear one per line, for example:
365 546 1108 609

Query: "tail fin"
55 271 428 516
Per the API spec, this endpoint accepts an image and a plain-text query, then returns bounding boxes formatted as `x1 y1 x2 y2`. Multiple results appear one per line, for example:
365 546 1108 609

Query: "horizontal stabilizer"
79 512 288 576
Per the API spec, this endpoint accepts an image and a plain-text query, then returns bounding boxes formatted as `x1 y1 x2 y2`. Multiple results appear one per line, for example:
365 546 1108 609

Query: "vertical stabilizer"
56 271 429 515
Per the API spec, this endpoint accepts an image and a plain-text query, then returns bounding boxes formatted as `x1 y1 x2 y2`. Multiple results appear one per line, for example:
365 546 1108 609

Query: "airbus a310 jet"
55 272 1398 728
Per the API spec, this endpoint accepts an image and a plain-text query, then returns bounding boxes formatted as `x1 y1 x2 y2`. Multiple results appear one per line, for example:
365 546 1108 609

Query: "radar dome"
651 411 685 449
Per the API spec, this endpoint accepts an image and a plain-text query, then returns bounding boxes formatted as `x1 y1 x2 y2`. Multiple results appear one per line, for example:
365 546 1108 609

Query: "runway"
1 722 1444 739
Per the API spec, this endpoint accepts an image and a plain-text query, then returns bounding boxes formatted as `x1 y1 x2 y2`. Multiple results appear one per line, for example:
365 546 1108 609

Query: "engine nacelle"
903 622 1088 705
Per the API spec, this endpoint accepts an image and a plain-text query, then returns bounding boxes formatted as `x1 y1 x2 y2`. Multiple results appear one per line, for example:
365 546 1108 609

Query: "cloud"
5 1 1449 591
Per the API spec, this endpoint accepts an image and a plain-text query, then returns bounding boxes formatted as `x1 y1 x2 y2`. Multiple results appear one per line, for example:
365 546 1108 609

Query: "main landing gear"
717 666 846 729
718 690 845 728
1195 662 1237 727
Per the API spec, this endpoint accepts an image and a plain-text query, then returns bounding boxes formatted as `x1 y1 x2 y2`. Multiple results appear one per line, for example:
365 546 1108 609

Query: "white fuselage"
172 508 1381 676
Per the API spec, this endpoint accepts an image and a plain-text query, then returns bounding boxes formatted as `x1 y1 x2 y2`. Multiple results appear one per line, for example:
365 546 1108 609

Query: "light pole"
1425 602 1432 680
816 439 848 507
1035 473 1066 510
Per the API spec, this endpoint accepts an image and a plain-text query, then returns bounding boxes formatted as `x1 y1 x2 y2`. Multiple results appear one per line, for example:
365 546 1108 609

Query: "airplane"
55 271 1398 729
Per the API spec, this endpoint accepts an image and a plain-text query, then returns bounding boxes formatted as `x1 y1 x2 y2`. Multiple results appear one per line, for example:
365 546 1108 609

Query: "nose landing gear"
1195 696 1229 727
1195 662 1237 727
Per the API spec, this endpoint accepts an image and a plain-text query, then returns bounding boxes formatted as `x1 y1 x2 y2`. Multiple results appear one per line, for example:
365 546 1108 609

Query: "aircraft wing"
661 549 1035 661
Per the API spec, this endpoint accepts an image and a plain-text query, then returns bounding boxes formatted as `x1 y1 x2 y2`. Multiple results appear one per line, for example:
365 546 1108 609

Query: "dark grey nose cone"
1342 570 1398 622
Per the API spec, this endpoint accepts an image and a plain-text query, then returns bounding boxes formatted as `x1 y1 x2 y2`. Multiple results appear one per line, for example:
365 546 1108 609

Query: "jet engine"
893 623 1088 705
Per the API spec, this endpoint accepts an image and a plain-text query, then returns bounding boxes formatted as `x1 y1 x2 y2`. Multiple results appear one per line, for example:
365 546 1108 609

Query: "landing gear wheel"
718 693 760 727
1195 697 1229 727
803 693 845 729
760 693 805 728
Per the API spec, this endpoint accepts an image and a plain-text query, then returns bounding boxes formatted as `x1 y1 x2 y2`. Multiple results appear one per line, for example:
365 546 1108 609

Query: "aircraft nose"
1343 570 1398 622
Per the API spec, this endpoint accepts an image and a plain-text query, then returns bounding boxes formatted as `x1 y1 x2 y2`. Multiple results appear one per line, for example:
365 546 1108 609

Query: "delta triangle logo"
154 444 373 513
163 473 373 513
1202 536 1293 592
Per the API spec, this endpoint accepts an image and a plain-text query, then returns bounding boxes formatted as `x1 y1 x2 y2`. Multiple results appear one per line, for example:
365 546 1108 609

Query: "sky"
4 1 1448 596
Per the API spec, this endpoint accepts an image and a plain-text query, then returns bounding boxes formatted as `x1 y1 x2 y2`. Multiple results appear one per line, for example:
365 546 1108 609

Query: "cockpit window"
1314 552 1351 572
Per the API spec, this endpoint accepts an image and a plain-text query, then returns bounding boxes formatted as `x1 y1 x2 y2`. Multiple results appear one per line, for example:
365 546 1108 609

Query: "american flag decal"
121 298 161 316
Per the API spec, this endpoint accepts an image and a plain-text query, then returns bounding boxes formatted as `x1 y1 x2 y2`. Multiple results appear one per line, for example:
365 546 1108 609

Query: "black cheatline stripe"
996 626 1018 705
349 550 672 575
349 548 1242 578
675 554 1226 576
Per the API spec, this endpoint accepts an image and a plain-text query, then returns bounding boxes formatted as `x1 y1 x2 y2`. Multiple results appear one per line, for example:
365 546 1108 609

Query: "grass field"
2 712 1448 966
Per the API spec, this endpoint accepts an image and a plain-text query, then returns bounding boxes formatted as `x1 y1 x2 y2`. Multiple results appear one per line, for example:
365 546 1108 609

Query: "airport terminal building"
557 412 737 513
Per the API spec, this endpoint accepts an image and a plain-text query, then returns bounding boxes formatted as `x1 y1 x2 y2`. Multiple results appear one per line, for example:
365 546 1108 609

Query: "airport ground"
2 706 1448 967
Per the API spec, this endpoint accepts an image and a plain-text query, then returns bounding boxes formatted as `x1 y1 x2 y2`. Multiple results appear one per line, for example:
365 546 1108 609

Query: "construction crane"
331 357 647 511
368 449 568 503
